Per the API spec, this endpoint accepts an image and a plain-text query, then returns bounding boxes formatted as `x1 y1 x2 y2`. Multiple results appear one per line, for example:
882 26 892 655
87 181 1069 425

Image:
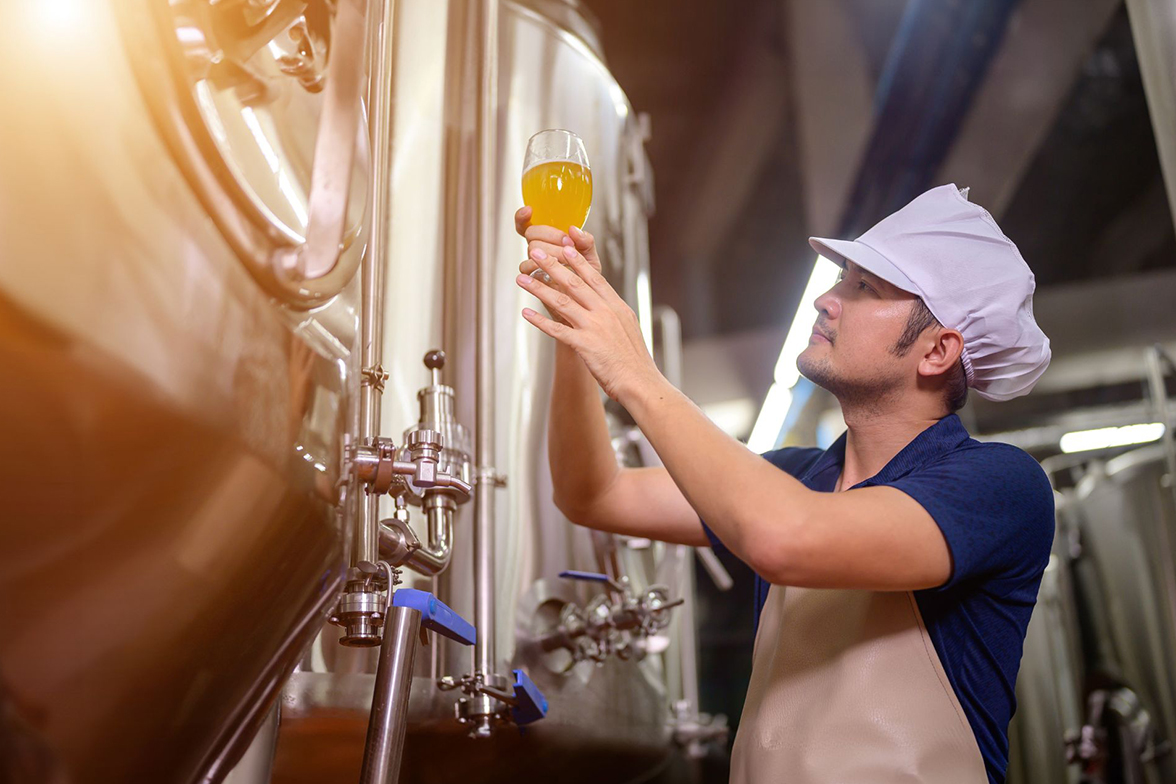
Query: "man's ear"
918 328 964 379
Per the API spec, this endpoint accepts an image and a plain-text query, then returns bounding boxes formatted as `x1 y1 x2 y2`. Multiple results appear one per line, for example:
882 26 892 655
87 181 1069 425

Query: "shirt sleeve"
888 444 1055 591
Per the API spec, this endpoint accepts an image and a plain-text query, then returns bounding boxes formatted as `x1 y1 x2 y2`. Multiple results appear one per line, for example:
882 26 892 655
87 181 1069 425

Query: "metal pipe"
676 545 701 712
411 495 456 574
652 306 682 388
648 307 706 708
473 0 499 685
1125 0 1176 233
1145 345 1176 482
381 495 456 575
696 546 734 592
1143 345 1176 651
355 0 397 570
358 604 421 784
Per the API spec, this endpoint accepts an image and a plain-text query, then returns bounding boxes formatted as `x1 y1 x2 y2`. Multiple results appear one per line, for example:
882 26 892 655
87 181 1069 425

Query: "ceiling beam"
937 0 1120 216
1125 0 1176 234
839 0 1022 235
663 9 790 259
784 0 875 237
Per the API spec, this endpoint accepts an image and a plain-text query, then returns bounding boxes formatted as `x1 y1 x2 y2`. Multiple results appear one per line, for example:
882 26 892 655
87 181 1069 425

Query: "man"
513 183 1054 784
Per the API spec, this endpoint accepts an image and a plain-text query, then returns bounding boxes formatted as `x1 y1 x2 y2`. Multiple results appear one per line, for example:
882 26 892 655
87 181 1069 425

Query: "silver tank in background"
1068 445 1176 784
1005 362 1176 784
1005 495 1086 784
271 2 710 782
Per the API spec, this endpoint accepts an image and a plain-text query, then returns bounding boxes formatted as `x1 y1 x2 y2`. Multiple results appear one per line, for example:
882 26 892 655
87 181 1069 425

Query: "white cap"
808 184 1050 402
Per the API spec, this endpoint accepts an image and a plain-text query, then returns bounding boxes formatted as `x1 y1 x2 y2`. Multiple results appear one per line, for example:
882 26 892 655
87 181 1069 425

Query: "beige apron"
730 583 990 783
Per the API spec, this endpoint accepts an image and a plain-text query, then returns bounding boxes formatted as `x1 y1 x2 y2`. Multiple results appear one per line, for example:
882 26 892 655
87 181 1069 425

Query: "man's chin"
796 353 832 391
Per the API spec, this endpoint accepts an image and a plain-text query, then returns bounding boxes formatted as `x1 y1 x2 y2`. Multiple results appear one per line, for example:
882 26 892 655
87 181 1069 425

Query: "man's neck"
837 404 946 489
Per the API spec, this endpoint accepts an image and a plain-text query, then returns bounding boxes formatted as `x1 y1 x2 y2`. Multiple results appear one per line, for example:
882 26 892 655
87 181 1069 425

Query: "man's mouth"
811 327 833 344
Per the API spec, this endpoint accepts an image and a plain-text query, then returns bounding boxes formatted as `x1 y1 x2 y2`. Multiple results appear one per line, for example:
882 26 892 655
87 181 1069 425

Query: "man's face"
797 261 922 408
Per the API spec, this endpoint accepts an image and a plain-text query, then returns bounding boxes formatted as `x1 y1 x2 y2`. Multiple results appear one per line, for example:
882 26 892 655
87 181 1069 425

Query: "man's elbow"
552 490 601 528
552 471 625 529
742 514 815 586
552 491 584 523
746 544 795 585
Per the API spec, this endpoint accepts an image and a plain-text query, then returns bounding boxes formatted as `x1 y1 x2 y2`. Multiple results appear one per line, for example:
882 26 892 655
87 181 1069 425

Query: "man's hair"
890 299 968 412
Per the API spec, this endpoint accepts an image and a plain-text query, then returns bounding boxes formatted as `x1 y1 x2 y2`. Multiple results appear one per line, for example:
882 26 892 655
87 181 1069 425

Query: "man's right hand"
512 206 708 549
514 205 602 276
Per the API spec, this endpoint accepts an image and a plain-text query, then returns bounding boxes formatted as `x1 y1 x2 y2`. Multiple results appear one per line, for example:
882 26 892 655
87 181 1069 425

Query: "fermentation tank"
270 1 707 781
0 1 712 782
1069 444 1176 783
1004 494 1085 784
0 0 364 779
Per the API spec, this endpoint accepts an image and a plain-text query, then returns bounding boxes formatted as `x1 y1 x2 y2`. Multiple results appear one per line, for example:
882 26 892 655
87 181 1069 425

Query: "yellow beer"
521 159 593 232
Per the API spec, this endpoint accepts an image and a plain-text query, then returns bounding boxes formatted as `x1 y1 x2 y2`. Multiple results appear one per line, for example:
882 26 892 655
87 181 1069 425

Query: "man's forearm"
548 342 621 516
620 376 814 575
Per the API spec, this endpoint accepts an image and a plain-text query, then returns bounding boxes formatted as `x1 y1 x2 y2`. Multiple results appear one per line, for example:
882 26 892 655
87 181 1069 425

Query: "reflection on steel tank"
0 1 721 783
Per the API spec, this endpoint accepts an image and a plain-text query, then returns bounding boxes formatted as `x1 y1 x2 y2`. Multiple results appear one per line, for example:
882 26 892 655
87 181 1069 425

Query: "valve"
346 349 473 588
404 350 473 501
392 588 476 646
541 571 684 666
446 668 550 733
508 669 549 726
670 699 729 760
353 433 471 498
329 567 399 647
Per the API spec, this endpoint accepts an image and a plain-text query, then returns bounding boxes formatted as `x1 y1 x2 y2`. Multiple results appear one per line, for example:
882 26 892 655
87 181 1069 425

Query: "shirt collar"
800 413 972 488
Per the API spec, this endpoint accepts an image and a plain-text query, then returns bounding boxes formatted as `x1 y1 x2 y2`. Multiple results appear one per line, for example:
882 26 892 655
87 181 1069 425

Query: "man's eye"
857 281 872 292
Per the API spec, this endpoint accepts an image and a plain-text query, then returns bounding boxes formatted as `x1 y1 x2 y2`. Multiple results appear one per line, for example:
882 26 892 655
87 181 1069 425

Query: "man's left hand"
516 241 665 405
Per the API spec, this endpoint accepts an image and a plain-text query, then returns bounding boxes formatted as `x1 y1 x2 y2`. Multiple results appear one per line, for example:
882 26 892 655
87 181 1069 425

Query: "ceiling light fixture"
1058 422 1166 454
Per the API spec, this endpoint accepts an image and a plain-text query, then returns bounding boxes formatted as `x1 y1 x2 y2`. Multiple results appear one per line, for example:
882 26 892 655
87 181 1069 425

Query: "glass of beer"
522 129 593 233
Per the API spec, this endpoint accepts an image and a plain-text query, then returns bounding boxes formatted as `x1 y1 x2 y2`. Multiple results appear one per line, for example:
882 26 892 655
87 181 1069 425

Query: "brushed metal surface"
0 0 685 780
0 292 349 783
279 0 676 776
0 1 359 780
1005 500 1085 784
1072 446 1176 782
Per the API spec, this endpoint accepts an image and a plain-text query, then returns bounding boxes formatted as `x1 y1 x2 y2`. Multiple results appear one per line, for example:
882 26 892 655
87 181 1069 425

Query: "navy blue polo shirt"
701 413 1054 784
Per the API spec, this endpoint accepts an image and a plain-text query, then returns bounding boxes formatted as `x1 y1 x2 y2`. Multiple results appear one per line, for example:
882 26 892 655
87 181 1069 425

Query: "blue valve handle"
558 570 611 583
391 589 476 646
510 669 548 726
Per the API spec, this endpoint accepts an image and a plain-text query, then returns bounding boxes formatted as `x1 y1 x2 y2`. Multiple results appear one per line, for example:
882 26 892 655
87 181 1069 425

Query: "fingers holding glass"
516 271 587 326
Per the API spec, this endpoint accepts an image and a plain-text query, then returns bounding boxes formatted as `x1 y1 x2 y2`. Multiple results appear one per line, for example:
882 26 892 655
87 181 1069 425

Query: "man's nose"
814 287 840 320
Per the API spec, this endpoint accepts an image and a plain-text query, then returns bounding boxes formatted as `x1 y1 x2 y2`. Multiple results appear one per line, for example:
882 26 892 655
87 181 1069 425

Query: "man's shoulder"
758 446 826 479
933 437 1052 493
901 437 1056 549
901 438 1057 589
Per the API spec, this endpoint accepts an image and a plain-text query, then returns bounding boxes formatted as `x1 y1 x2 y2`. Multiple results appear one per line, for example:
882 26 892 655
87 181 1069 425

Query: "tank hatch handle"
272 0 369 283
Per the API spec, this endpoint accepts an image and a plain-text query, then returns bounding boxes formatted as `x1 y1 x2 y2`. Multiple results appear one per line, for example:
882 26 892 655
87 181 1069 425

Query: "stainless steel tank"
269 2 703 782
1069 445 1176 783
1005 494 1086 784
0 0 367 781
1 0 705 782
